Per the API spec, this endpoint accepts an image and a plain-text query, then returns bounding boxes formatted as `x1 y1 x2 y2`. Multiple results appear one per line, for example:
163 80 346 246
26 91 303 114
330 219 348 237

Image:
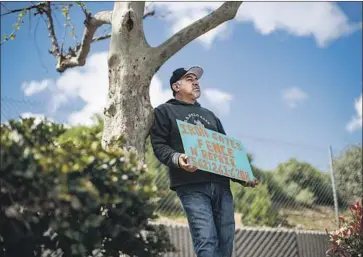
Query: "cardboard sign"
176 119 254 182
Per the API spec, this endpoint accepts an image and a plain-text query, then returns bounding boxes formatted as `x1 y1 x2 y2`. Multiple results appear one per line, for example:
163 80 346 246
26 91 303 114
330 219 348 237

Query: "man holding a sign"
150 66 258 257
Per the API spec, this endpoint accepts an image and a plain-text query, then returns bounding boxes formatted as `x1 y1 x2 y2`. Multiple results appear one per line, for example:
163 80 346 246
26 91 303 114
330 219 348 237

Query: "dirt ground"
156 206 342 232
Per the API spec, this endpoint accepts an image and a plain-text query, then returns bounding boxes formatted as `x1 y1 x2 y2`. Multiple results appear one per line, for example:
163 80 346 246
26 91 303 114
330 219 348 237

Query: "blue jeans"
175 182 235 257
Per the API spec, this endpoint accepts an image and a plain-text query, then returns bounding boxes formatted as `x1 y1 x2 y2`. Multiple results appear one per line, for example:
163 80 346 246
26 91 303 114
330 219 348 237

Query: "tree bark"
101 1 243 162
102 2 155 161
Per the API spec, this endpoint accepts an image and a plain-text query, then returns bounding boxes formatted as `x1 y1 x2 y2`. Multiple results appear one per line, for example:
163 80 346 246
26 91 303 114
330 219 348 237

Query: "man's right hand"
178 154 197 172
236 178 259 188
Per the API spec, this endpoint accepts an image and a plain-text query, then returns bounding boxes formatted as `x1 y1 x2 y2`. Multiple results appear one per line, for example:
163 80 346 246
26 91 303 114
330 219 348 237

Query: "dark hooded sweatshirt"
150 98 230 190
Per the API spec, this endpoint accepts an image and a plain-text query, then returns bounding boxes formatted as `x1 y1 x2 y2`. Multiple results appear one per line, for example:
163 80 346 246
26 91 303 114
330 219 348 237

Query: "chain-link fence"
1 96 361 235
150 154 356 233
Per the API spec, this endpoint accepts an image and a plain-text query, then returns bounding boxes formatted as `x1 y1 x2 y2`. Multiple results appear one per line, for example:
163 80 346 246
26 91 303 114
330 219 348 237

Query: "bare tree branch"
1 2 45 16
55 10 112 72
86 10 154 44
1 3 10 12
43 2 60 57
143 9 155 19
56 7 156 72
154 1 243 66
33 16 49 72
2 1 156 72
77 2 90 17
92 33 111 43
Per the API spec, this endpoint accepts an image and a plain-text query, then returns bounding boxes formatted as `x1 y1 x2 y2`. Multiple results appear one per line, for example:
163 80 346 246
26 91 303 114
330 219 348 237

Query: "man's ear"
172 83 179 93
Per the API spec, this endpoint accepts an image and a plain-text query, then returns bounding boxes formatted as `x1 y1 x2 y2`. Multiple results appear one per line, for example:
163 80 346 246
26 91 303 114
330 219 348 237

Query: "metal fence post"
329 145 339 224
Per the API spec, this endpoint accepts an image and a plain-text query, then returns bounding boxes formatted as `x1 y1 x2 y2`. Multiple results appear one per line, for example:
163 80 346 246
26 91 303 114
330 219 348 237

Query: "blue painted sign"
176 119 254 182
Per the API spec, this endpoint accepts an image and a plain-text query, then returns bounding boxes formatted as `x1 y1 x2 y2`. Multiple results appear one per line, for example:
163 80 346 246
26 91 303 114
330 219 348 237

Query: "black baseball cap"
169 66 204 87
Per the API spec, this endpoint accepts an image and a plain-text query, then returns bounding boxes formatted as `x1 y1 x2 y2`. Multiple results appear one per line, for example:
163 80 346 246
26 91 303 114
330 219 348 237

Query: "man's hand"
178 154 197 172
236 178 259 188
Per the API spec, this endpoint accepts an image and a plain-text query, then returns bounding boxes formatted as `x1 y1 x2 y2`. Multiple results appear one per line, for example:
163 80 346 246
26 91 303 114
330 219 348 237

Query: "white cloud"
20 112 48 120
202 88 233 116
53 52 109 126
21 79 52 96
236 2 362 47
20 112 70 128
282 87 309 108
147 72 234 116
149 2 227 48
20 112 54 125
20 52 174 126
346 94 362 132
150 2 361 48
149 76 173 108
20 52 109 126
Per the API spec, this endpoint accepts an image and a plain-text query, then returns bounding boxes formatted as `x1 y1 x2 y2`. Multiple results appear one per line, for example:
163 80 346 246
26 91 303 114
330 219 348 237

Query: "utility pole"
329 145 339 225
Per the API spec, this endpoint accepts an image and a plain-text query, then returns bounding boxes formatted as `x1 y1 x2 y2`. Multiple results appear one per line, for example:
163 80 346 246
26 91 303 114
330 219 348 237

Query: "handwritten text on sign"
176 120 254 182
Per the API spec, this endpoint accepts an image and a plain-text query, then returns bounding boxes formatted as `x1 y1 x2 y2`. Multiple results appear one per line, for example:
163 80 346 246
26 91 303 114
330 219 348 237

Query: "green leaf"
61 7 69 17
75 1 86 8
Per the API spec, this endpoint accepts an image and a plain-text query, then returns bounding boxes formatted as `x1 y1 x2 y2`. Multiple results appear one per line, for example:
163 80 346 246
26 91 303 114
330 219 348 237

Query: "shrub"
232 156 287 227
145 139 183 217
235 184 281 227
275 158 335 206
0 118 175 257
259 171 293 205
284 182 302 199
295 188 315 206
334 144 363 204
326 199 363 257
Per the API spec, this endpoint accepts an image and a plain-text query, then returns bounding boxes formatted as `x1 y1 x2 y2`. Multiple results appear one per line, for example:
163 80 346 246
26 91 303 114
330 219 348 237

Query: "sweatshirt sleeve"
150 107 181 168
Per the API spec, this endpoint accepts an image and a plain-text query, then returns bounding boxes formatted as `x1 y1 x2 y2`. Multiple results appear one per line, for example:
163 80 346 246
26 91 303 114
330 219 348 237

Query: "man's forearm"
151 142 181 168
171 152 181 168
150 107 182 168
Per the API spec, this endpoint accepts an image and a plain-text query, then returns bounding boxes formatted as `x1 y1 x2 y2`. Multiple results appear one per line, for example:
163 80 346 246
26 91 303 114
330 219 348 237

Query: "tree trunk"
102 2 155 161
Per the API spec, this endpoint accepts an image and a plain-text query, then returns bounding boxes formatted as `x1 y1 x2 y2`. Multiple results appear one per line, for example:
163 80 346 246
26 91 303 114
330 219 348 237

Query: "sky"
1 1 362 172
